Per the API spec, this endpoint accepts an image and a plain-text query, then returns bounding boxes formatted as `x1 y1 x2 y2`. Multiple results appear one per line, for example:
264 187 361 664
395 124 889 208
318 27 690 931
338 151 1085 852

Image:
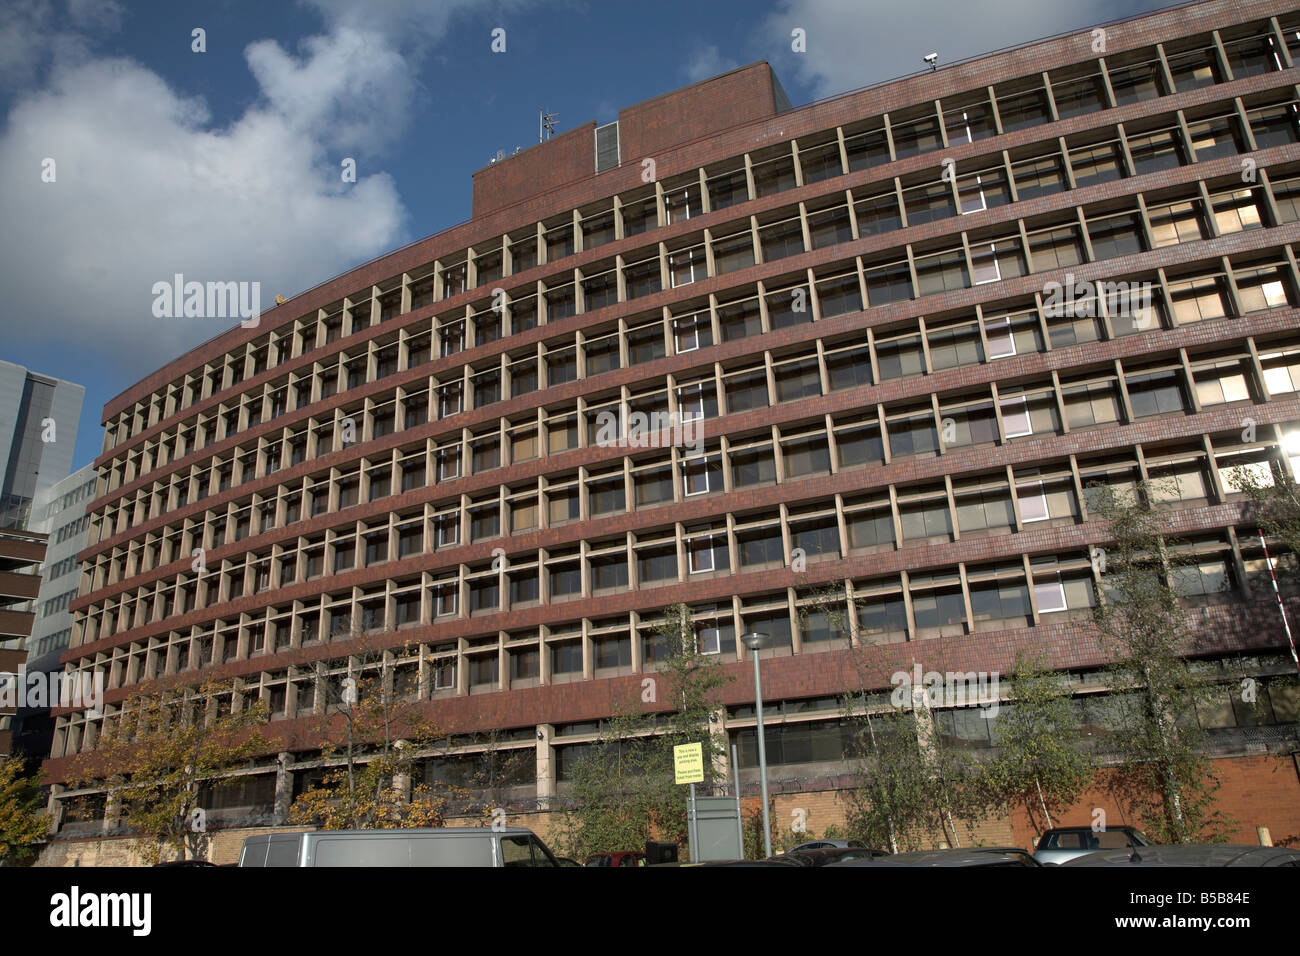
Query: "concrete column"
46 783 65 836
102 791 120 835
535 723 555 809
273 752 293 824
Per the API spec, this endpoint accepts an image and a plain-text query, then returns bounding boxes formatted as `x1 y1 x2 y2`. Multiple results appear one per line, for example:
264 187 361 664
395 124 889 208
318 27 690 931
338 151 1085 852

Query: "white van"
238 827 561 867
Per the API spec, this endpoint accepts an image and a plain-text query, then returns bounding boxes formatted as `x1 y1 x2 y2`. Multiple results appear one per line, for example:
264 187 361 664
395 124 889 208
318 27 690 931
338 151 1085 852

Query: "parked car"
691 857 804 866
770 846 885 866
239 827 560 867
584 851 646 867
152 859 217 867
1034 826 1151 865
1063 844 1300 867
789 839 868 851
829 848 1040 867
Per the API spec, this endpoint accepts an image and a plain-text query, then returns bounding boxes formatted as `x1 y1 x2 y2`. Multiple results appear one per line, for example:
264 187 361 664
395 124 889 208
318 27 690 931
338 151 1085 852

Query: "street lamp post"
742 631 772 859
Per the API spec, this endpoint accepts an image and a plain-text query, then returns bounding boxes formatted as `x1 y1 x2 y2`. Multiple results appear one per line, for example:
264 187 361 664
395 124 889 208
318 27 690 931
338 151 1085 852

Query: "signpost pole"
731 742 744 859
688 782 698 862
674 742 706 862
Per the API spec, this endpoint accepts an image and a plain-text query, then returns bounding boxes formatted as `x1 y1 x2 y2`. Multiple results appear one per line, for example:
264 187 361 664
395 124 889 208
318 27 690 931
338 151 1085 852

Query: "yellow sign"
673 742 704 784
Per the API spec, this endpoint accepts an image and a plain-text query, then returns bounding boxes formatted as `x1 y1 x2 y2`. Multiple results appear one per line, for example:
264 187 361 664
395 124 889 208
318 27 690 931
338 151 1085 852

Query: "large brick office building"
41 0 1300 849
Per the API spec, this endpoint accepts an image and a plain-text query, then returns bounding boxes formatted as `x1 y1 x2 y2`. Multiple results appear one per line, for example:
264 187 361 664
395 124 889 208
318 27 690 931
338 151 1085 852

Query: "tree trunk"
1034 775 1053 830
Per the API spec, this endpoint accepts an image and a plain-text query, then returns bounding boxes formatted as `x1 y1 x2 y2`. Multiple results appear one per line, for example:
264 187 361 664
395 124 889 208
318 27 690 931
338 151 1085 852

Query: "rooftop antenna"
540 108 559 143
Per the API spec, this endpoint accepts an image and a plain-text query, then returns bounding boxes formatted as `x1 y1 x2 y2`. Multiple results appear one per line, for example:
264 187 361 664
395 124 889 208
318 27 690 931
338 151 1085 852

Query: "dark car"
1034 826 1151 865
1063 844 1300 867
691 857 805 866
829 847 1040 867
585 851 646 867
769 846 885 866
152 859 218 867
789 839 868 851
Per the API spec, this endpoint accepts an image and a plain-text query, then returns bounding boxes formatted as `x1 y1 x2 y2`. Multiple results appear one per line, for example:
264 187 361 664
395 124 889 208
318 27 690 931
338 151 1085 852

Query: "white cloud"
759 0 1173 101
0 0 522 383
0 53 407 380
683 43 741 83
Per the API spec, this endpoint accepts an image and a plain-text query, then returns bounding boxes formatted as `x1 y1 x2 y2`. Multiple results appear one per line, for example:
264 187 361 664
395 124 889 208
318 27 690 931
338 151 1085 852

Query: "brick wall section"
472 122 597 219
1004 754 1300 851
618 62 779 162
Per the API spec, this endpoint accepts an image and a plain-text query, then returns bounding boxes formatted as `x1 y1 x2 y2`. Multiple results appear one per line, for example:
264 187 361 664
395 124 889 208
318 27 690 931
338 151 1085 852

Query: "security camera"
923 52 939 69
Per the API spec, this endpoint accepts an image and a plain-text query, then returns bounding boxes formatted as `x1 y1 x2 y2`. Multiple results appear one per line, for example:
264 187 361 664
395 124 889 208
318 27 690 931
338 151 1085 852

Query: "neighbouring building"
0 361 83 532
0 527 49 755
39 0 1300 856
8 464 98 759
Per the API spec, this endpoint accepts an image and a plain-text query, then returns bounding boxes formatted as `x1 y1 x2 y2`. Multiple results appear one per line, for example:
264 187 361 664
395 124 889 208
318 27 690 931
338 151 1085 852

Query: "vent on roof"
595 121 620 174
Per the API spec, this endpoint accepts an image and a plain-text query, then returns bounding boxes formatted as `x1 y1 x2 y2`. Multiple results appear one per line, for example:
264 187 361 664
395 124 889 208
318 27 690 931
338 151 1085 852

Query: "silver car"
1034 826 1151 865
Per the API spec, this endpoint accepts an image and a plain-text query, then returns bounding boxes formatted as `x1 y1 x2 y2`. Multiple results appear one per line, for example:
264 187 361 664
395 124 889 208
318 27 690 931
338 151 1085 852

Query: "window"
891 112 943 157
910 583 965 633
1033 575 1069 613
875 332 923 380
999 396 1033 438
1168 276 1229 325
1126 369 1187 418
1261 349 1300 394
1148 200 1206 246
433 656 456 690
1052 70 1107 119
1166 45 1220 90
1211 190 1263 235
1126 128 1184 174
674 312 710 352
1234 266 1291 313
435 512 460 548
926 320 983 370
1194 360 1252 406
903 181 956 225
970 239 1025 285
844 125 890 170
1017 480 1050 523
826 344 873 390
855 191 902 236
1028 225 1085 272
983 315 1015 359
1108 55 1164 104
1248 103 1300 149
436 446 461 482
713 231 756 274
1188 116 1244 161
1063 380 1121 428
1088 212 1145 260
683 455 713 497
846 506 893 551
1069 142 1124 188
752 154 798 197
664 186 698 224
887 410 939 457
707 168 749 210
899 496 952 542
914 248 969 296
759 217 805 261
1012 154 1066 200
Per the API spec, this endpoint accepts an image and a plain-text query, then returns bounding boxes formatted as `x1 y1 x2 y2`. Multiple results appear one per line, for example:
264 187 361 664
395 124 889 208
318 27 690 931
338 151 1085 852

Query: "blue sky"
0 0 1172 473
